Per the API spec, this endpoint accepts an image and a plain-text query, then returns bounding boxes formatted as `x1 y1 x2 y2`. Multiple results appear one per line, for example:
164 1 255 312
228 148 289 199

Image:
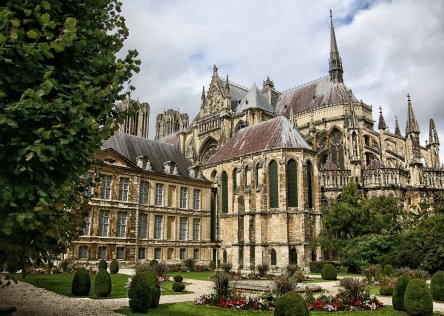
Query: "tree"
0 0 140 271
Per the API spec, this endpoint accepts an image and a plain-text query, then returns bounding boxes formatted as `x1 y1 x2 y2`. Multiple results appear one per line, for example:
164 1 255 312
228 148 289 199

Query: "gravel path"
0 278 213 316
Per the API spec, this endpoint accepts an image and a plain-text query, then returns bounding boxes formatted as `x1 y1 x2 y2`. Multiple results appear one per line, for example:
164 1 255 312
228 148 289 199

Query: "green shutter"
222 172 228 213
286 159 298 207
269 160 279 208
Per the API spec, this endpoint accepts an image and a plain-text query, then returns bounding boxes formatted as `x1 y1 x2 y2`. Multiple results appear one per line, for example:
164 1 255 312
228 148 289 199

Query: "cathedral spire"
405 94 420 134
378 106 387 130
329 10 344 83
429 118 440 145
394 115 402 137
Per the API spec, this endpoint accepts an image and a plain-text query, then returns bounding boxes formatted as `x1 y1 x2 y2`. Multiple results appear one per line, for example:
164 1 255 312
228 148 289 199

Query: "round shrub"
128 272 152 313
94 269 112 297
379 285 393 296
431 270 444 301
173 275 183 283
274 291 309 316
110 259 119 274
208 260 216 271
384 264 394 277
172 282 186 292
404 279 433 316
321 263 337 280
392 274 411 311
98 259 107 270
71 268 91 296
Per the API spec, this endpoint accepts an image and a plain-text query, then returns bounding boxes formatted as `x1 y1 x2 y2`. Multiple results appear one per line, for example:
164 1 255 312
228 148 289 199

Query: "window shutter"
286 160 298 207
268 161 279 208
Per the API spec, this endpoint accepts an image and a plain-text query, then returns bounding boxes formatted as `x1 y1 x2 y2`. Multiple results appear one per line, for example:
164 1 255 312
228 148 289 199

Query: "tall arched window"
286 159 298 207
270 248 277 266
289 248 297 265
268 160 279 208
306 161 313 208
222 171 228 213
232 168 237 193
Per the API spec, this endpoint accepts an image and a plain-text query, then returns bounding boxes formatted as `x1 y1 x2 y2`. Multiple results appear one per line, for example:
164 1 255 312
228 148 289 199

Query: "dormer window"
137 155 151 170
164 161 178 175
188 165 202 179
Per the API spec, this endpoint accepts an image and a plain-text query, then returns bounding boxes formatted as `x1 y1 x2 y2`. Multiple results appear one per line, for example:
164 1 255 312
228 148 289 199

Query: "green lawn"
166 271 215 281
161 281 192 295
115 303 408 316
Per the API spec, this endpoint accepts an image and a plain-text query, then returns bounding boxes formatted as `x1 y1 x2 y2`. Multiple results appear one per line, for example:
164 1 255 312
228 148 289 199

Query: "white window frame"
116 246 125 260
193 218 201 241
193 189 201 210
99 210 109 237
100 175 112 199
154 215 162 240
180 187 188 209
179 217 187 241
79 245 88 259
179 248 186 260
118 177 129 201
139 180 149 204
138 247 146 259
98 246 107 260
138 213 148 239
116 212 127 238
154 247 161 260
193 248 200 260
155 184 164 206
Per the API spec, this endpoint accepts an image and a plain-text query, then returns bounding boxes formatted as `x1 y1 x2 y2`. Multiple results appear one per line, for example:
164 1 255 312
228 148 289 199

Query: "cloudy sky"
120 0 444 158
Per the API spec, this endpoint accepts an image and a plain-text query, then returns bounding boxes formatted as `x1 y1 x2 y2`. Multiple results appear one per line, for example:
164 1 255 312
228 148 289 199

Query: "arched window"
306 161 313 208
270 248 277 266
286 159 298 207
223 250 228 264
232 168 237 193
289 248 297 265
222 171 228 213
269 160 279 208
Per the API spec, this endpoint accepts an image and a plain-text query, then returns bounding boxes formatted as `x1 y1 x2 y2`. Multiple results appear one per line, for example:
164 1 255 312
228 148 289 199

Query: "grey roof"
102 132 192 178
236 83 274 114
219 78 248 112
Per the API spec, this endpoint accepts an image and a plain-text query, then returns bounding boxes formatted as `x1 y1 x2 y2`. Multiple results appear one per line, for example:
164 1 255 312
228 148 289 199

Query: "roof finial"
394 115 402 137
378 106 387 130
407 93 411 102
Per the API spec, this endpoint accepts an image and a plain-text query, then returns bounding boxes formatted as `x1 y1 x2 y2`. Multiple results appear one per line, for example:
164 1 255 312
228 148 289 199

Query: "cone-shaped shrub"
321 263 337 280
392 274 411 311
274 291 309 316
98 259 107 270
384 264 394 277
149 271 161 308
431 270 444 301
128 272 152 313
404 279 433 316
94 269 112 297
110 259 119 274
71 268 91 296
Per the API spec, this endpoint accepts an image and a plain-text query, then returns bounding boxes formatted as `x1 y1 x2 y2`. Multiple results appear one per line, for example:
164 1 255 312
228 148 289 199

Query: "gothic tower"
118 98 150 138
155 109 189 140
427 118 440 169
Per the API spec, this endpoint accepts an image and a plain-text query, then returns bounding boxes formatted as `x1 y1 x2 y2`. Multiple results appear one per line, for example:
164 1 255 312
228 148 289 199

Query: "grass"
166 271 215 281
115 303 409 316
161 281 192 295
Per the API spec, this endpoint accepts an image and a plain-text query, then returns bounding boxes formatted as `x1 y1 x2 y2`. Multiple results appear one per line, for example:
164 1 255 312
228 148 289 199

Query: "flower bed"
306 294 383 312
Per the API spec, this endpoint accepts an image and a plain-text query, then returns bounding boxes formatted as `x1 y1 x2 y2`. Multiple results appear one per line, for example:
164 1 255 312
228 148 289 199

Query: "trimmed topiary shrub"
98 259 107 270
94 269 112 297
71 268 91 296
309 261 339 273
274 291 309 316
384 264 394 277
173 275 183 282
392 274 411 311
146 271 161 308
110 259 119 274
404 279 433 316
321 263 337 280
379 285 393 296
208 260 216 271
128 272 152 313
172 282 186 292
431 270 444 301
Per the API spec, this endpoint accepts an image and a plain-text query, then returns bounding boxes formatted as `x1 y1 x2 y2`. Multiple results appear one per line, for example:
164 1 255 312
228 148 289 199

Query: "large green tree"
0 0 139 270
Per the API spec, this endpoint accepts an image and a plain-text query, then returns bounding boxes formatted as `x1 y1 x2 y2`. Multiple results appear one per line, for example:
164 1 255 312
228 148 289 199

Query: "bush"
431 270 444 301
272 273 297 297
404 279 433 316
128 272 152 313
392 274 411 311
286 264 301 277
338 277 370 302
321 263 337 280
362 264 382 283
208 260 216 271
183 258 195 272
274 291 309 316
384 264 394 277
211 272 231 301
94 269 112 297
309 261 339 273
395 267 430 280
135 262 153 274
172 282 186 292
220 263 232 274
379 285 393 296
173 275 183 283
71 268 91 296
110 259 119 274
256 263 269 277
155 262 167 277
98 259 107 270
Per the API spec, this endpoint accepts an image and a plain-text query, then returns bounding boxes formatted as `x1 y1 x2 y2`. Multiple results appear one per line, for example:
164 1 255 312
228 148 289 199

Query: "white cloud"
121 0 444 160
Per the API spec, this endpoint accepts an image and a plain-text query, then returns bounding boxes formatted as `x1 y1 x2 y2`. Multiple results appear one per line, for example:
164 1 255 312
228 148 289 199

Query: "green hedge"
309 261 340 273
321 263 337 280
71 268 91 296
94 269 112 297
431 270 444 301
392 274 410 311
404 279 433 316
110 259 119 274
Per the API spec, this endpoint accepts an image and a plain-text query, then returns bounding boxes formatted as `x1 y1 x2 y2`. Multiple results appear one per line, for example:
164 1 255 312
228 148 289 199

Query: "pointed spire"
429 118 440 145
405 94 420 134
201 86 206 100
378 106 387 130
329 10 344 83
225 74 230 93
394 115 402 137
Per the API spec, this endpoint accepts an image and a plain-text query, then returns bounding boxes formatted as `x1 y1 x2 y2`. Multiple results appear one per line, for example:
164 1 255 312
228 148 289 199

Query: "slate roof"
236 83 274 114
158 132 180 147
219 78 249 112
102 132 192 178
206 116 311 164
275 76 358 116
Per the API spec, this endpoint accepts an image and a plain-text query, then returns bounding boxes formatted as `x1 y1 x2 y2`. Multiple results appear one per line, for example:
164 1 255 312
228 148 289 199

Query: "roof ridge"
281 75 329 94
218 76 249 91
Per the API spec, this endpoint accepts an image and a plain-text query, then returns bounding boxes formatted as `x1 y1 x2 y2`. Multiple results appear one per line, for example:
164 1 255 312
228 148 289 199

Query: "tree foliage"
0 0 139 270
